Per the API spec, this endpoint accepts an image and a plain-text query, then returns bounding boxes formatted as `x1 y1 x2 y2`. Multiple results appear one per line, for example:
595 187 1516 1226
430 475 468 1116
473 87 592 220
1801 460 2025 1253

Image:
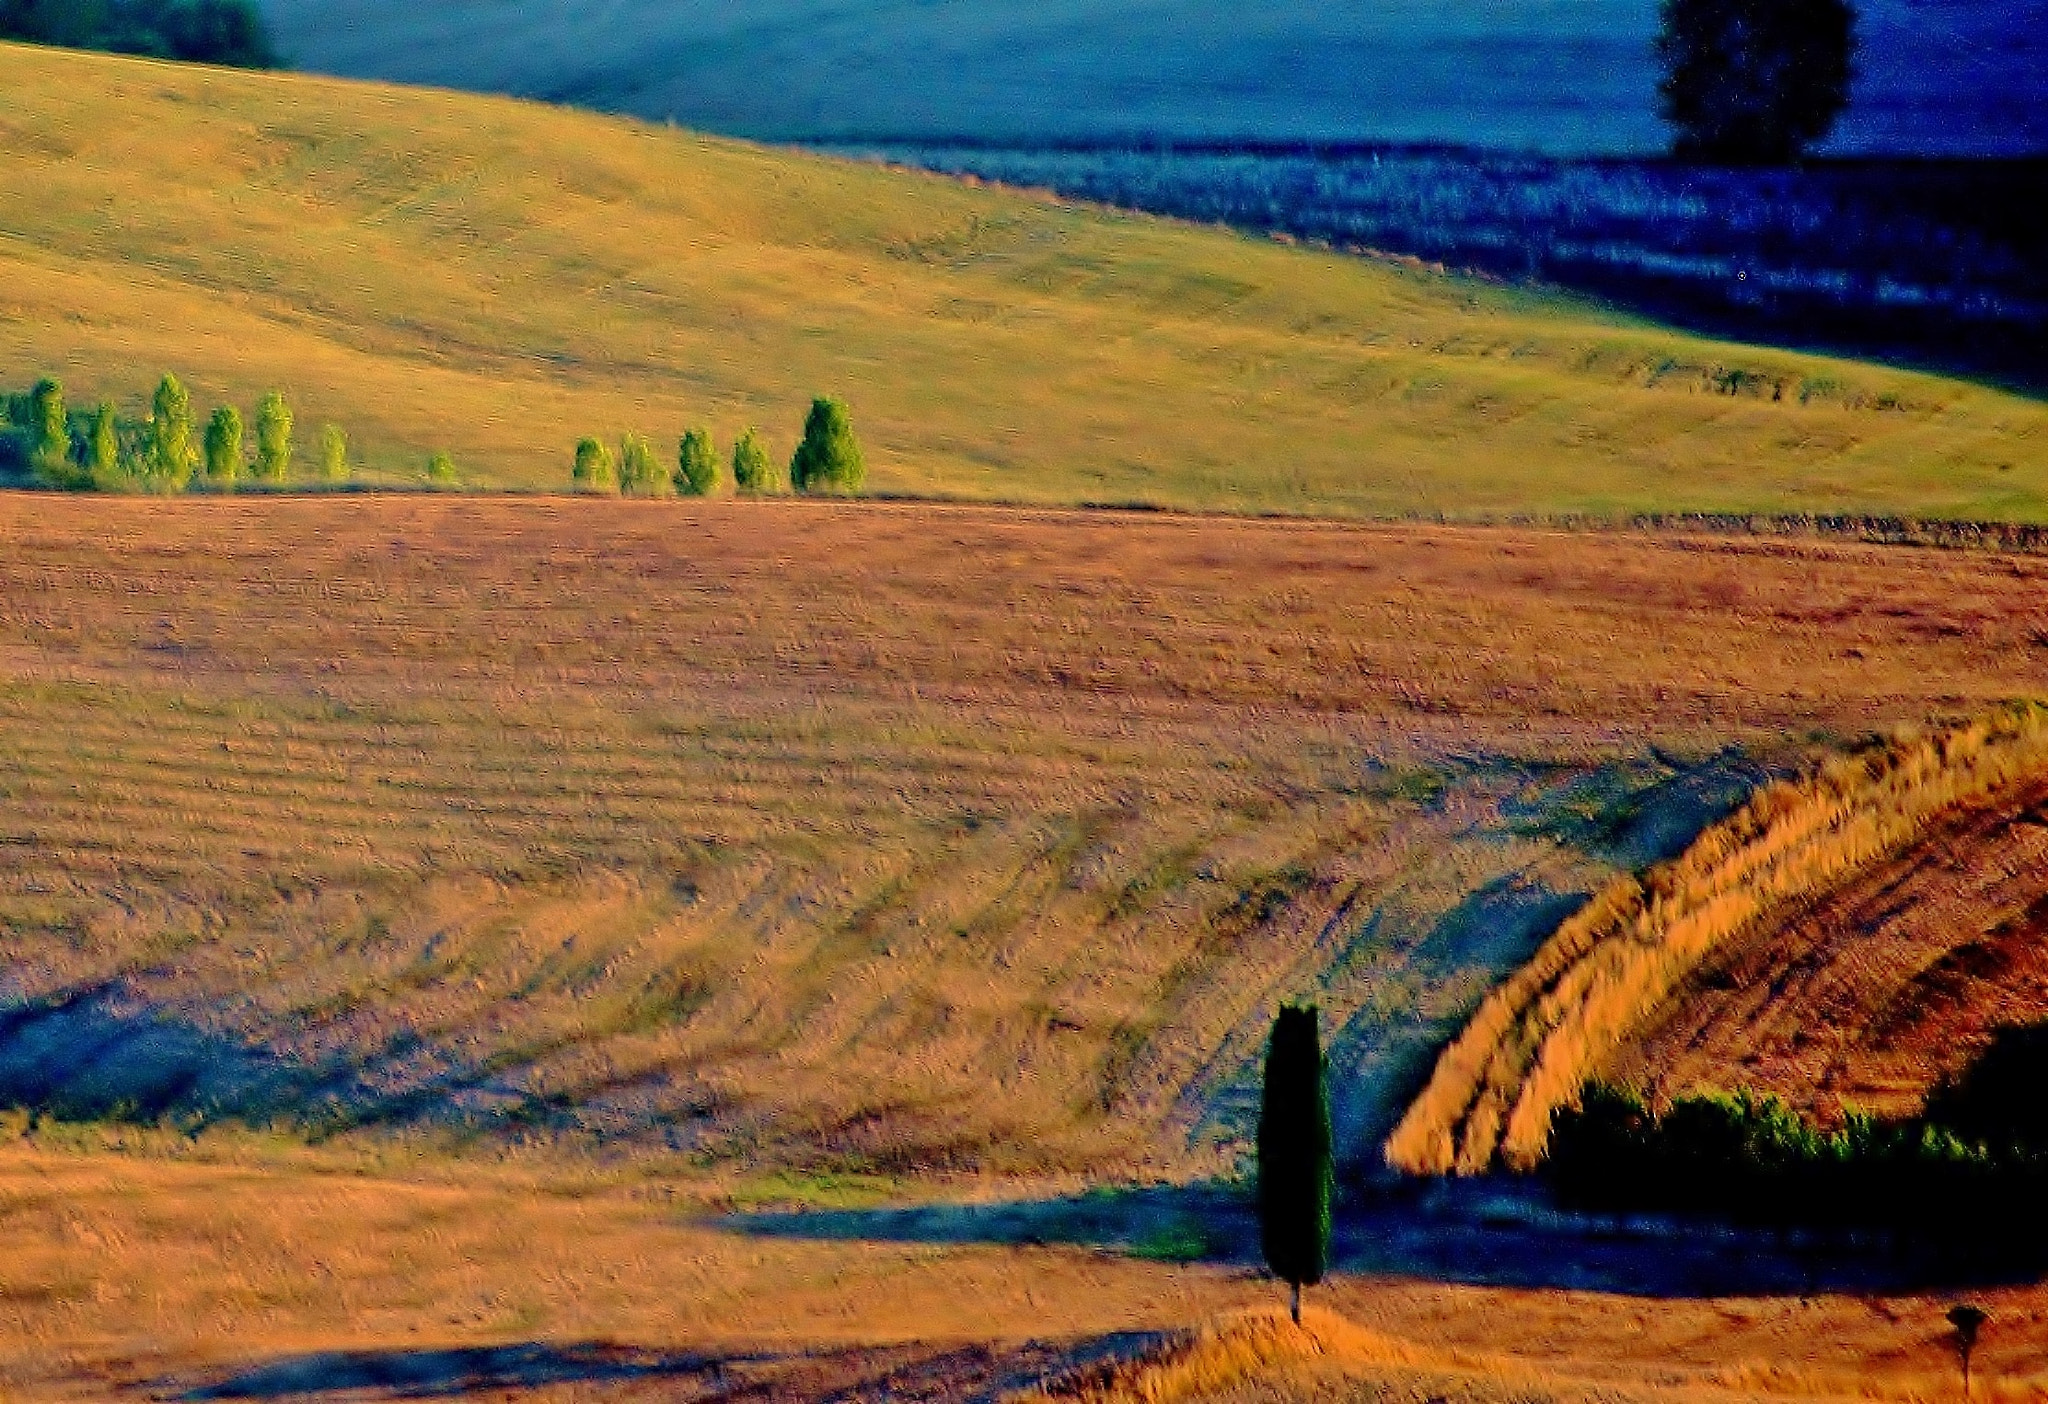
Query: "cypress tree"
619 431 667 495
145 373 197 493
204 404 244 487
573 436 616 492
731 426 774 494
788 396 865 495
318 423 349 483
27 377 73 486
253 389 293 481
426 451 459 486
86 400 121 488
1258 1003 1333 1325
676 427 719 496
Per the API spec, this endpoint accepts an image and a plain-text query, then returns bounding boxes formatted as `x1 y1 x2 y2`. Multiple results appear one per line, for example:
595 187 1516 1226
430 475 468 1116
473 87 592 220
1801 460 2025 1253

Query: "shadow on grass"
724 1175 2048 1297
166 1332 1164 1402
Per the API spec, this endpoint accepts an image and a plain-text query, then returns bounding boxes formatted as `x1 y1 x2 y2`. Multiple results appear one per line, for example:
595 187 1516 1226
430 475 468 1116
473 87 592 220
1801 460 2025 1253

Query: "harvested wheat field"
1616 764 2048 1125
5 496 2048 1396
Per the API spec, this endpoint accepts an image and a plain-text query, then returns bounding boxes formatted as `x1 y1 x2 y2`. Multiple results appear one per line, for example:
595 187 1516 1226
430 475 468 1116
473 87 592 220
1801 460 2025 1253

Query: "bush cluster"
1547 1073 2048 1247
572 397 862 498
3 375 350 491
0 0 276 67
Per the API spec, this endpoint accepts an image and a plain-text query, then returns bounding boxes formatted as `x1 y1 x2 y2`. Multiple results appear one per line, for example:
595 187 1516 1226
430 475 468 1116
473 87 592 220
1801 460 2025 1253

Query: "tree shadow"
161 1332 1164 1402
723 1174 2048 1296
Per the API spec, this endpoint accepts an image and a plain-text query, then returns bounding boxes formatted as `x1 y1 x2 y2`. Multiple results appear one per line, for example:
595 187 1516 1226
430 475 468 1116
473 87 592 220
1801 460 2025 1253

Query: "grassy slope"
2 43 2044 516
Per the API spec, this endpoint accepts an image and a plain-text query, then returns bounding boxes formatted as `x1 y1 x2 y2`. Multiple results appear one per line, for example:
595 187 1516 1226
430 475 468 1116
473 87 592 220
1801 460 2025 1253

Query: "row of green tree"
1547 1026 2048 1248
5 375 348 491
0 0 275 67
572 397 866 497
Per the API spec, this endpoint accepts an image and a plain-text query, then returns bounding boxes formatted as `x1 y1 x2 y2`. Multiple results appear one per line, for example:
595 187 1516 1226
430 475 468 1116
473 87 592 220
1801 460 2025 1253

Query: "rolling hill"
253 0 2048 156
3 43 2045 514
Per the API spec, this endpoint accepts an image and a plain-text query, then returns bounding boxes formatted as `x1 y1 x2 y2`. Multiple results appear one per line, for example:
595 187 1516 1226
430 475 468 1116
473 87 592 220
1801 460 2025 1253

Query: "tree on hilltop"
1657 0 1856 162
144 373 197 492
789 397 864 495
676 427 719 496
1258 1003 1333 1326
204 404 243 487
86 400 122 488
573 436 617 492
318 423 349 483
620 431 668 495
27 377 73 486
253 389 293 481
731 426 776 495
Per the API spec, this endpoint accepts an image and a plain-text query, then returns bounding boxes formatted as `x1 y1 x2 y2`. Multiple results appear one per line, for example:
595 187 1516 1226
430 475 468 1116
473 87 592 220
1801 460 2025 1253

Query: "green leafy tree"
573 436 617 492
675 427 720 496
1657 0 1856 162
1258 1004 1333 1326
144 373 197 493
620 431 668 495
788 396 865 495
86 400 122 488
426 451 459 486
253 389 293 481
204 404 243 487
27 377 72 486
317 423 349 483
731 426 775 494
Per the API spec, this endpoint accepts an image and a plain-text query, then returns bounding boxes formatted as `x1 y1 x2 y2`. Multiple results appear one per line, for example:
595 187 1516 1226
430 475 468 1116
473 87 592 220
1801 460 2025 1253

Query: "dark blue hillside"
260 0 2044 157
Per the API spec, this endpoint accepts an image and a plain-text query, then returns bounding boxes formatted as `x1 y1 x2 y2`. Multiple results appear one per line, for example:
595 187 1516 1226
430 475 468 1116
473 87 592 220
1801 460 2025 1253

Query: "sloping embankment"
1385 706 2048 1174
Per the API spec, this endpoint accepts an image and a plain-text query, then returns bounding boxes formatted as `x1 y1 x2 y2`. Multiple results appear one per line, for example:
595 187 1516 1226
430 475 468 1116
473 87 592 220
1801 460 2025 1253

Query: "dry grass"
2 43 2044 515
7 1139 2048 1401
7 497 2048 1180
1616 768 2048 1124
1387 708 2048 1174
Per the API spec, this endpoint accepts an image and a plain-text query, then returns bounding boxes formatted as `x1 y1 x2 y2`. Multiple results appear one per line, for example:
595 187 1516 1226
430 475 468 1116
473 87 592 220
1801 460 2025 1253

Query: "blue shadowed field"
258 0 2045 157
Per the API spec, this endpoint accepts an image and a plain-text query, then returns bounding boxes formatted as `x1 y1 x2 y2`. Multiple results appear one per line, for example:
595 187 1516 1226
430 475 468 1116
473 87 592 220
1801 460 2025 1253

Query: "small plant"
317 423 350 483
426 451 459 486
1949 1305 1988 1400
573 437 617 493
731 426 776 494
676 427 720 496
204 405 244 488
789 396 865 495
1258 1003 1332 1325
253 390 293 481
619 431 667 495
143 374 198 493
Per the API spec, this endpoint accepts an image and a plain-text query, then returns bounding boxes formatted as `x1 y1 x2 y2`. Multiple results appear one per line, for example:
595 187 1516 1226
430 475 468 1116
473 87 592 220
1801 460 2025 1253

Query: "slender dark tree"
1258 1003 1333 1325
1656 0 1855 162
27 377 69 483
1949 1305 1987 1400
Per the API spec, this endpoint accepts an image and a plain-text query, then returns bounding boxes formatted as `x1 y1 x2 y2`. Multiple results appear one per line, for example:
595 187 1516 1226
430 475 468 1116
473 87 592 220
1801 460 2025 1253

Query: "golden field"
1 42 2044 515
0 496 2047 1394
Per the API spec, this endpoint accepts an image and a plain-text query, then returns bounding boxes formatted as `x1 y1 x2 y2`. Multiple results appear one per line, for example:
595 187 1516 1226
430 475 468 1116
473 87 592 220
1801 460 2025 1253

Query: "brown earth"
1619 772 2048 1123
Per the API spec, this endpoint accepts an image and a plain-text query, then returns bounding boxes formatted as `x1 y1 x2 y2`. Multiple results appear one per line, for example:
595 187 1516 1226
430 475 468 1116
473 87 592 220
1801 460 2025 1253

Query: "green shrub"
619 431 667 495
676 427 719 496
788 396 865 495
731 426 775 494
204 404 244 488
573 436 616 493
317 423 349 483
143 374 197 493
27 377 68 481
253 389 292 481
426 451 459 486
85 401 123 489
